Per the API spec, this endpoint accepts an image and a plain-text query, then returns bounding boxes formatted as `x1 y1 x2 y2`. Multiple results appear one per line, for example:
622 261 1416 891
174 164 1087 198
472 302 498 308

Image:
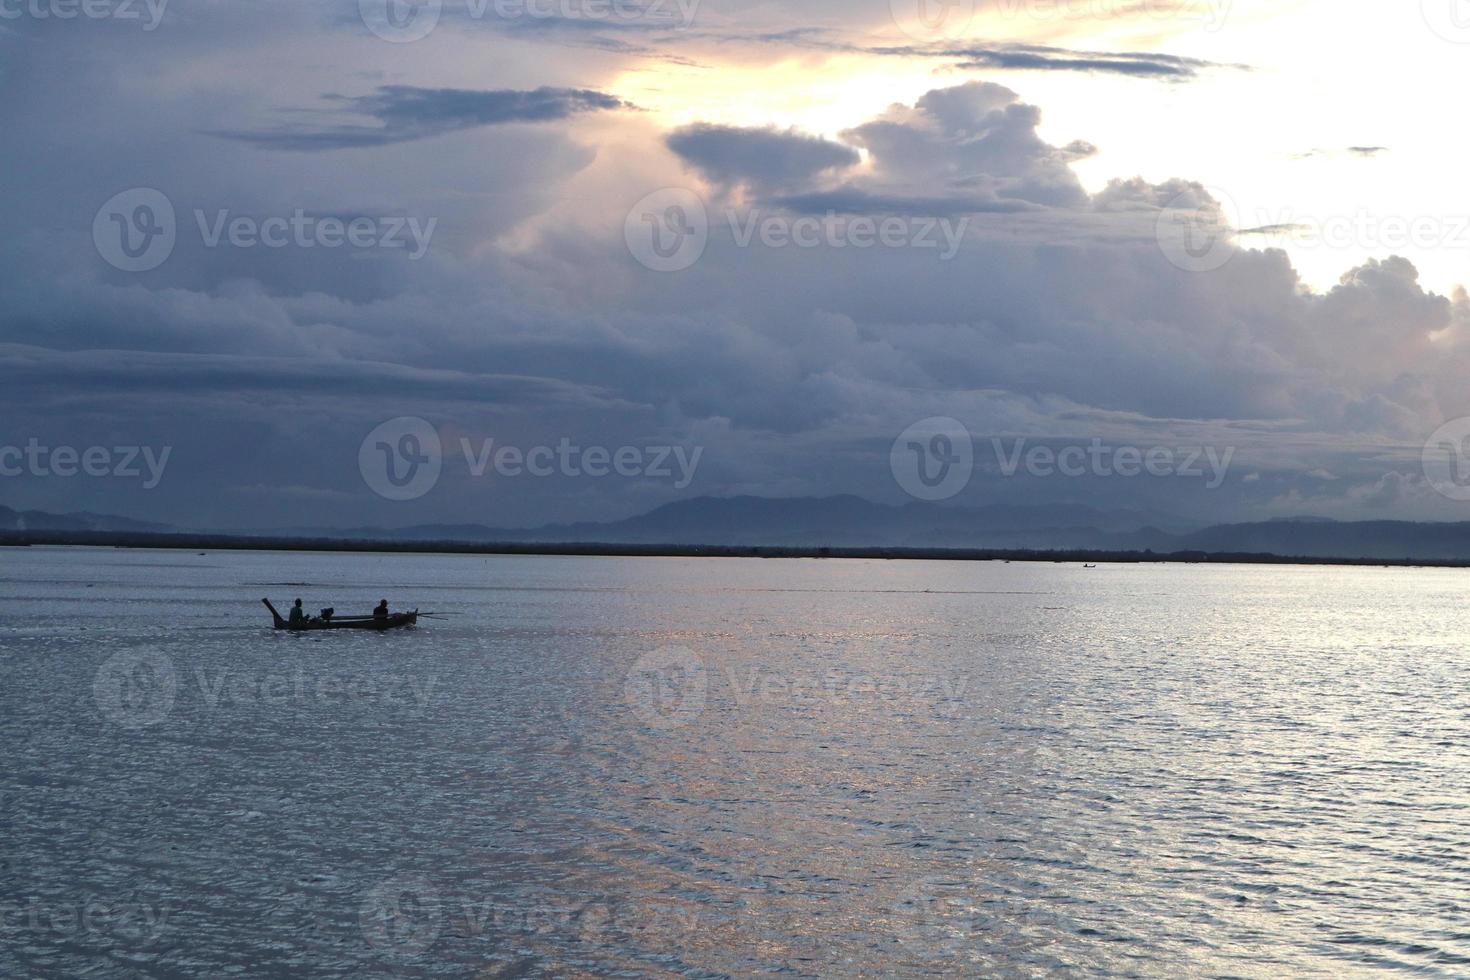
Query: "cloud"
658 83 1090 214
809 82 1091 212
935 43 1227 78
3 21 1465 530
428 5 1236 83
666 124 859 191
1293 146 1390 160
213 86 629 151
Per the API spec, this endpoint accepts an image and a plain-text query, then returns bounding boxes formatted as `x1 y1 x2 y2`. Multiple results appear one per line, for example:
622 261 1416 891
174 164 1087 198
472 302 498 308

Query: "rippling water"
2 546 1468 976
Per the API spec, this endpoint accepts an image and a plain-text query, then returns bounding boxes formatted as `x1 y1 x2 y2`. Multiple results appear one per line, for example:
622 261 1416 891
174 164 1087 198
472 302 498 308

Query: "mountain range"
7 496 1470 563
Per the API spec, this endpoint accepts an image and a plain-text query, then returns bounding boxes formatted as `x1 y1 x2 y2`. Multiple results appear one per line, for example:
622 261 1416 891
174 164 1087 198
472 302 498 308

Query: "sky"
3 0 1470 531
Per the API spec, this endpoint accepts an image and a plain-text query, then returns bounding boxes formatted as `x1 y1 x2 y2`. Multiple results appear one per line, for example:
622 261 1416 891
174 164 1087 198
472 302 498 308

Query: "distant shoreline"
3 530 1467 569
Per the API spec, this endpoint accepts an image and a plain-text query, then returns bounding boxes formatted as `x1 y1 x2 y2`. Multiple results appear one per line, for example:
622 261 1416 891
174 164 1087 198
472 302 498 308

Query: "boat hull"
263 599 418 632
278 613 417 632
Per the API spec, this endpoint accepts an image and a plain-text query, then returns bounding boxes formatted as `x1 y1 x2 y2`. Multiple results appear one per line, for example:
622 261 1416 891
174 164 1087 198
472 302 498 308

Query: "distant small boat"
262 599 418 632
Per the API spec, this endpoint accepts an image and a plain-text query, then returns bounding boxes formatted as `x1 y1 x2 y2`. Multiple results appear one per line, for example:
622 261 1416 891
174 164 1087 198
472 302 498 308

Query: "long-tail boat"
262 599 418 632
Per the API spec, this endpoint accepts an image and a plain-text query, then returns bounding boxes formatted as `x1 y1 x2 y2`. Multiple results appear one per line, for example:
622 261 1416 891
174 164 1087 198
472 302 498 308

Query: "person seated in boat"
289 599 308 626
373 600 389 620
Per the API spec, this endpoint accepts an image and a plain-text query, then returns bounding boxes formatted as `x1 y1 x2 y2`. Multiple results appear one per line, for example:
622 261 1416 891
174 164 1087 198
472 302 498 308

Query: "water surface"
1 547 1467 976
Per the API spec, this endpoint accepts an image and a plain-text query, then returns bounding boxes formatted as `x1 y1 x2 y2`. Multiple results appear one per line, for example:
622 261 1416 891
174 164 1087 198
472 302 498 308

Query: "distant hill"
1176 520 1470 562
9 497 1470 563
289 495 1194 550
0 504 171 534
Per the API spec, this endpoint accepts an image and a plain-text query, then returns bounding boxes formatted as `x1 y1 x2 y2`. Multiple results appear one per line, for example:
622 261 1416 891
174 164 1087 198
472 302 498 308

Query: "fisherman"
289 599 308 626
373 599 389 620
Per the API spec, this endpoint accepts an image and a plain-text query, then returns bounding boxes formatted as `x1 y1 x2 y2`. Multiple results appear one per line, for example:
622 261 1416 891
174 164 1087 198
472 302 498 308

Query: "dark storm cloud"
212 86 629 151
0 344 618 410
666 125 859 189
433 6 1234 83
938 44 1225 78
1294 146 1390 160
772 189 1036 216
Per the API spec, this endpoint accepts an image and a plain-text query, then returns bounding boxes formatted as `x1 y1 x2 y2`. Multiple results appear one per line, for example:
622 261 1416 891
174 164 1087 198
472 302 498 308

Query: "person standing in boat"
289 599 308 626
373 600 389 620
